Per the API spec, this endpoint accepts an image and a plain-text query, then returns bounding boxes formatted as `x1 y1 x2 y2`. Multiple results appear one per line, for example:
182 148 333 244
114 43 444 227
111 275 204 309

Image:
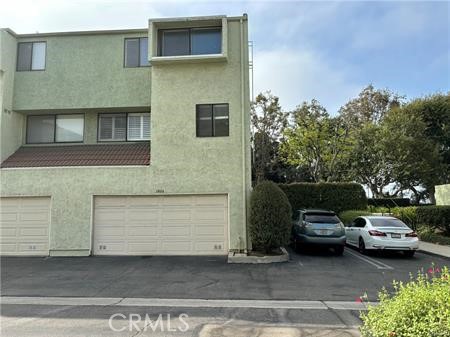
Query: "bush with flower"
360 265 450 337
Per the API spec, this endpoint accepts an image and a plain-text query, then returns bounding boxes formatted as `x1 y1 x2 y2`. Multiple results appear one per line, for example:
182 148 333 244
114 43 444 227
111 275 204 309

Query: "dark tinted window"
17 42 32 71
354 218 367 228
125 39 139 67
196 104 229 137
191 28 221 55
305 214 340 224
161 30 189 56
196 105 213 137
371 218 408 228
213 104 229 137
27 115 55 143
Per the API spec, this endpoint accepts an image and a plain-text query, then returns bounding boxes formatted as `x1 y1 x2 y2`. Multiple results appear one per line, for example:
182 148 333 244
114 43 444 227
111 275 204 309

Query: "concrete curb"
418 249 450 260
227 247 289 264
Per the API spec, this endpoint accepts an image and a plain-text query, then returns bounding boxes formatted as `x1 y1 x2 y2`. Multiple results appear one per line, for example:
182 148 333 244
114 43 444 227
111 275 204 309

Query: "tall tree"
384 95 449 203
251 91 288 183
280 99 352 182
339 84 404 127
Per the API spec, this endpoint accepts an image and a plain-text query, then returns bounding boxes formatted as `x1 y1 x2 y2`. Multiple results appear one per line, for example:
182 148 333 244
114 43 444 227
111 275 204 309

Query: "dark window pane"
371 218 408 228
139 38 149 66
213 104 229 137
191 28 221 55
196 105 213 137
125 39 139 67
304 214 340 224
161 30 189 56
17 43 32 71
27 115 55 143
99 114 126 141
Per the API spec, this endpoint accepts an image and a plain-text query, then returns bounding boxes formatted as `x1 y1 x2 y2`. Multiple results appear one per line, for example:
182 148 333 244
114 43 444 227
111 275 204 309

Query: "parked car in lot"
292 209 346 255
345 216 419 257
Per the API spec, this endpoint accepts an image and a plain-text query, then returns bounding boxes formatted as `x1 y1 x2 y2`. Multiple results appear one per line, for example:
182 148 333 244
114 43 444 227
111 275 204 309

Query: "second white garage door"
93 194 228 255
0 197 50 256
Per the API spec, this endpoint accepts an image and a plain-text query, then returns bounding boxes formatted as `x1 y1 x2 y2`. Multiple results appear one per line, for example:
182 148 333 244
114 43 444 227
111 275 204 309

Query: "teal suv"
292 209 346 255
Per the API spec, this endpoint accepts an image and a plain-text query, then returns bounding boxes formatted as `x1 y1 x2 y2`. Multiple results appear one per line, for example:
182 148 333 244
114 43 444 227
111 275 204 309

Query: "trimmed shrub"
339 210 372 225
418 227 450 245
416 206 450 235
360 267 450 337
249 181 292 253
391 206 419 230
368 198 411 208
279 182 367 214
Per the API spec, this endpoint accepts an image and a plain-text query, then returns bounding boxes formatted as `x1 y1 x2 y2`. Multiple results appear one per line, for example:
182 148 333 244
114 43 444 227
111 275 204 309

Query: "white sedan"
345 216 419 257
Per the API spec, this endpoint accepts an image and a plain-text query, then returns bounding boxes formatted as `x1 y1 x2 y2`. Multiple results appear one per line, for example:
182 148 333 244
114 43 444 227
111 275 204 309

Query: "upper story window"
26 114 84 144
196 104 229 137
98 112 150 141
159 27 221 57
124 37 149 67
17 42 46 71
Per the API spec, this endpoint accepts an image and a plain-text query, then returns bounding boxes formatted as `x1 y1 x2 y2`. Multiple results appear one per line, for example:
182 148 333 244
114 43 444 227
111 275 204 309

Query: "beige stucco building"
0 15 252 256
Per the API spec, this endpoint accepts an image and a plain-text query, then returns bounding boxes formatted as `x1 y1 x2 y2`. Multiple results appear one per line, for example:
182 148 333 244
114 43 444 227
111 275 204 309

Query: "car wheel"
359 237 367 255
334 246 344 256
403 250 415 258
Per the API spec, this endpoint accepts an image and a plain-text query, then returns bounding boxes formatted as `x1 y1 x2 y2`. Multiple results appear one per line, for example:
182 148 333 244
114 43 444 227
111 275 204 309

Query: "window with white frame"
98 113 150 141
127 113 150 140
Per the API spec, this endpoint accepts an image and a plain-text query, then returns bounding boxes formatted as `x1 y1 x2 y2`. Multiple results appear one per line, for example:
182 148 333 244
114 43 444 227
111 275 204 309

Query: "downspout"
240 14 248 253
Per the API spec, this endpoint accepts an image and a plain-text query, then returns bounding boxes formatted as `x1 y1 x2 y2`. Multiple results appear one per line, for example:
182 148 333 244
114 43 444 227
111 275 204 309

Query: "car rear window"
370 218 408 228
305 214 340 223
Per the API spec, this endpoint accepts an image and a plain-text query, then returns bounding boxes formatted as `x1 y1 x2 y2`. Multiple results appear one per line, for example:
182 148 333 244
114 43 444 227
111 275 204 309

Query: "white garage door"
93 194 228 256
0 197 51 256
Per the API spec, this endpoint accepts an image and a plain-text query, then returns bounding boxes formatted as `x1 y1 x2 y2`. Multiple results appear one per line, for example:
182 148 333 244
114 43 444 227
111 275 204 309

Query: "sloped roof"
1 143 150 168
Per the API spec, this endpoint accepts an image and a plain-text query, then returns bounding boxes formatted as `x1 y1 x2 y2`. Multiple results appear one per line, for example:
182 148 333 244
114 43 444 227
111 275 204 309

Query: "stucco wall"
0 16 251 255
13 32 151 111
435 184 450 206
1 30 25 162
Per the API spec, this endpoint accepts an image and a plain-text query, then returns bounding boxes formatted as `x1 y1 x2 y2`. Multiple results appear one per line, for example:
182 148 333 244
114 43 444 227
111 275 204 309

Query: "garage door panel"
1 227 17 237
128 241 158 254
0 197 50 256
96 226 126 238
95 197 126 208
195 225 226 236
161 225 190 236
127 226 158 236
127 209 159 222
95 210 126 222
1 212 18 222
162 209 192 222
19 227 48 236
94 194 228 256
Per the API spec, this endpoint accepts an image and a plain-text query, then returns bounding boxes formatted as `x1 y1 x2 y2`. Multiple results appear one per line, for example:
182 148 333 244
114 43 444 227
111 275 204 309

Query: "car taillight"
406 232 418 237
368 230 387 237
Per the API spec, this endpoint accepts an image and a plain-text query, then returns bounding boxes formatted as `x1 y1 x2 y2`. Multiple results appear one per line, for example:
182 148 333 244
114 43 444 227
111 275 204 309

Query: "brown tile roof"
1 143 150 168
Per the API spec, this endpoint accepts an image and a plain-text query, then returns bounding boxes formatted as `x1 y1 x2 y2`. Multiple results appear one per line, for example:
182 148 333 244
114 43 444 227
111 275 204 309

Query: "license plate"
391 233 401 239
318 229 331 235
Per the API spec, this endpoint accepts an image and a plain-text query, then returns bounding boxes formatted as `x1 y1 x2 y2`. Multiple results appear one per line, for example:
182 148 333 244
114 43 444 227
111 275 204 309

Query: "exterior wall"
13 31 151 111
0 30 24 162
0 16 251 255
435 184 450 206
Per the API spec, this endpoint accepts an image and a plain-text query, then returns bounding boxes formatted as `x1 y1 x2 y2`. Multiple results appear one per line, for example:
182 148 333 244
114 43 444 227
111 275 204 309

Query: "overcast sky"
2 0 449 113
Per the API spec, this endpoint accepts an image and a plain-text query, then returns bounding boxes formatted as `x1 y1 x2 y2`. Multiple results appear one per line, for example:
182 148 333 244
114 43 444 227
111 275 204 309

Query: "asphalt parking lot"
1 247 449 337
1 246 449 301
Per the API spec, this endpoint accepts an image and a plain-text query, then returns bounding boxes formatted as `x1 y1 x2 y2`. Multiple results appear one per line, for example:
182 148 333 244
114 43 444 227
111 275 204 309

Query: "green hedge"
368 198 411 208
416 206 450 235
279 182 367 214
391 207 420 230
339 210 372 225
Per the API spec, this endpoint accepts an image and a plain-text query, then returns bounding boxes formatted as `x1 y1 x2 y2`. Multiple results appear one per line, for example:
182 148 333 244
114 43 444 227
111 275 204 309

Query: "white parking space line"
0 296 377 310
345 249 394 270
